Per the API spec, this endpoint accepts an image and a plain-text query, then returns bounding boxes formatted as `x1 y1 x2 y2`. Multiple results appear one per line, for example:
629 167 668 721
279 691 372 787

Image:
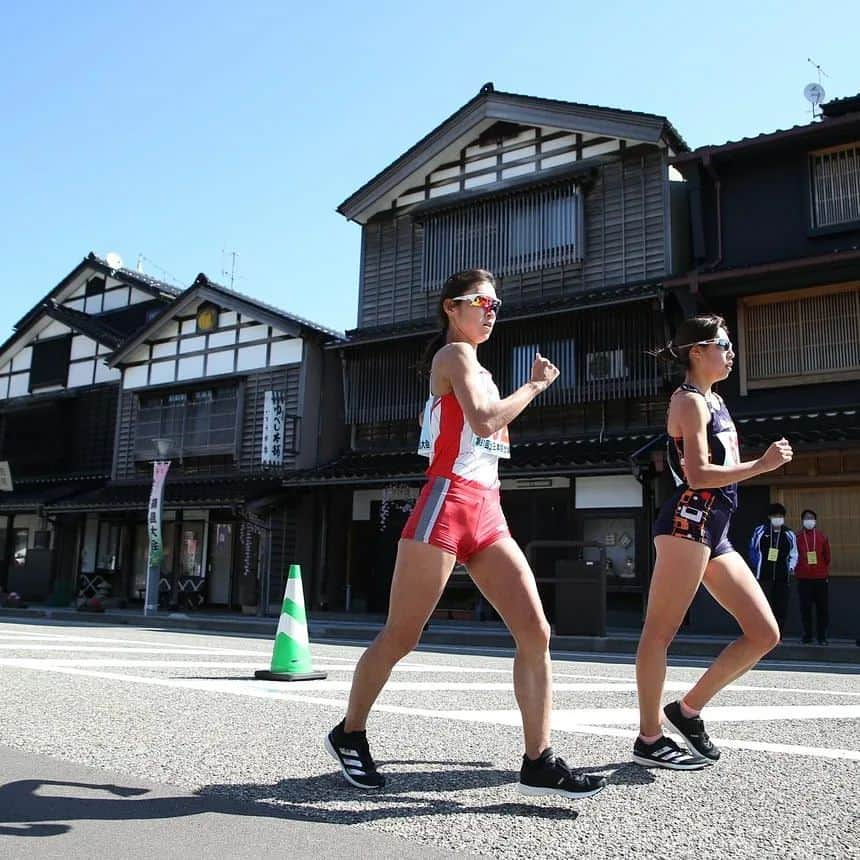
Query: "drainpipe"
701 152 723 273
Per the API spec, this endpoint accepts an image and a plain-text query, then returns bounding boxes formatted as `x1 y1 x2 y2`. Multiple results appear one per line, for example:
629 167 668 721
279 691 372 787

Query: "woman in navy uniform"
633 314 793 770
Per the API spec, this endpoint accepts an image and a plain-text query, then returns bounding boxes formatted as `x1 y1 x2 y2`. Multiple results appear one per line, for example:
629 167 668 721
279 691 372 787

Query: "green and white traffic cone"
254 564 327 681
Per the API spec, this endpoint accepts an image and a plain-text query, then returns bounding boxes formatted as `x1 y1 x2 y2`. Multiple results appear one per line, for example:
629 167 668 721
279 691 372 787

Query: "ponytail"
650 314 726 368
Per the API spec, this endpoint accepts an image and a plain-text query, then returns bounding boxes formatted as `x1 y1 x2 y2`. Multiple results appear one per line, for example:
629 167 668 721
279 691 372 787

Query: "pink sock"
680 699 700 718
639 733 663 744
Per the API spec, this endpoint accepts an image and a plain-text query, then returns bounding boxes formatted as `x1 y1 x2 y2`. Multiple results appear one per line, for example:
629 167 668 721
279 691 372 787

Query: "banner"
262 390 287 465
147 461 171 567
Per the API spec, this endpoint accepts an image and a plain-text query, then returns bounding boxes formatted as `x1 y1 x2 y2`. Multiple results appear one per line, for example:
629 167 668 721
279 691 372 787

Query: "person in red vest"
794 508 832 645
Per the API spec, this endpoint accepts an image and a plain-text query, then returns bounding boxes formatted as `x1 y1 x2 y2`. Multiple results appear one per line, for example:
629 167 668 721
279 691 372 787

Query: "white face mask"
803 519 816 530
770 517 784 528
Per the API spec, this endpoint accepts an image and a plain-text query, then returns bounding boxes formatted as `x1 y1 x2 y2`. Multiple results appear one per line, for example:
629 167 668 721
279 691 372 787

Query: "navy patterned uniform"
653 383 741 558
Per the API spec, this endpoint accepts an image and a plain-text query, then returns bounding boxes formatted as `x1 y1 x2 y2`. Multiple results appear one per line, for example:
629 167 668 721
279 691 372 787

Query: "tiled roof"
672 102 860 163
338 281 661 347
0 475 107 512
45 476 287 512
89 254 183 296
282 435 655 486
44 301 126 349
196 275 345 341
735 407 860 448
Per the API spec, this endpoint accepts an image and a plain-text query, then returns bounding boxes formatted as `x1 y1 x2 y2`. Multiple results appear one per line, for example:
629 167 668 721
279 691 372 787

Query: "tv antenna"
220 249 240 289
135 254 183 286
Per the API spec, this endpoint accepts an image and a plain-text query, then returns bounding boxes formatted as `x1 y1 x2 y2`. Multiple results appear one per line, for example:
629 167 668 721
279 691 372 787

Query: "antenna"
805 58 830 119
220 248 240 289
135 254 183 286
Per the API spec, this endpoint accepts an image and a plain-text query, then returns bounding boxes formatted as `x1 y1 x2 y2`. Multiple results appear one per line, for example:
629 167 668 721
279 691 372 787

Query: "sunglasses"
452 293 502 313
675 337 733 352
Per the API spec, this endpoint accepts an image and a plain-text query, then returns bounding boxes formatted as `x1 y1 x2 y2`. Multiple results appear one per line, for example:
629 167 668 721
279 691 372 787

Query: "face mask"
770 517 784 528
803 519 816 529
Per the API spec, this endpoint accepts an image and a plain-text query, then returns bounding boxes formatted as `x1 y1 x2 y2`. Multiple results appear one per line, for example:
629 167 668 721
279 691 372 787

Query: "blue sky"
1 1 857 337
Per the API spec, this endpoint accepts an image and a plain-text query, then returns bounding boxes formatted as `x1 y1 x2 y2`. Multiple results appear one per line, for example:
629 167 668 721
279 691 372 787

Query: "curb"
1 606 858 665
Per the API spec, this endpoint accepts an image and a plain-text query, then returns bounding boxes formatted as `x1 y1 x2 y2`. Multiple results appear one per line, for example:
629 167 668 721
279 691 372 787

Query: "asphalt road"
0 619 857 859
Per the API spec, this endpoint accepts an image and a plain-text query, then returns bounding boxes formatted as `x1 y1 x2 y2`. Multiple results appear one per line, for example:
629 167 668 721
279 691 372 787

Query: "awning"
0 476 107 513
44 476 288 513
281 435 655 487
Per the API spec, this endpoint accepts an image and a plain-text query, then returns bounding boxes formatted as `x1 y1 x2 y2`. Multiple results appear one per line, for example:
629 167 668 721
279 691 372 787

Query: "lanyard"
803 529 816 554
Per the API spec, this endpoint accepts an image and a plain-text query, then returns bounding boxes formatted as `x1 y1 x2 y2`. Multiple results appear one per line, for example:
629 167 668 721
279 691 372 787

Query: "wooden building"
0 254 179 601
288 85 692 626
669 92 860 637
44 273 346 612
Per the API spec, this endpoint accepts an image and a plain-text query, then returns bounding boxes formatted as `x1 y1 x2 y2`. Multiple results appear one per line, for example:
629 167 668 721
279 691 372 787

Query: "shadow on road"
0 753 657 837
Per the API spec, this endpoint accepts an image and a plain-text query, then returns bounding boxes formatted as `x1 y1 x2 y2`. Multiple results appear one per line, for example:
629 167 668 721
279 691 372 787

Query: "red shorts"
401 476 511 564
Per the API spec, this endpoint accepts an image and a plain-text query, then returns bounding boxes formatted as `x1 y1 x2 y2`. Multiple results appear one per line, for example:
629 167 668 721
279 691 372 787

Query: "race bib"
767 548 779 562
807 551 818 565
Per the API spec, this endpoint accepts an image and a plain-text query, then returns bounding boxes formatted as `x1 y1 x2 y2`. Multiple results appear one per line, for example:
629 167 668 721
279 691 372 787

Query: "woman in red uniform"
634 314 793 769
325 269 606 800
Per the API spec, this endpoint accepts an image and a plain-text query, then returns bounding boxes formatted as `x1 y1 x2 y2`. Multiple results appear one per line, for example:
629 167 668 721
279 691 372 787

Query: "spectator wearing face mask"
749 503 798 637
793 509 831 645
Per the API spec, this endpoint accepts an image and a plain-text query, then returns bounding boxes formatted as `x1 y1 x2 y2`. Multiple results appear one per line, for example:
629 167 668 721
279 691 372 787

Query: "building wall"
357 149 671 329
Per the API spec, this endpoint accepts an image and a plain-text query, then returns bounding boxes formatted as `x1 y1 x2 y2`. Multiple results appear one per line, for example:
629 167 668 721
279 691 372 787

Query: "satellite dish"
804 83 826 106
105 251 124 270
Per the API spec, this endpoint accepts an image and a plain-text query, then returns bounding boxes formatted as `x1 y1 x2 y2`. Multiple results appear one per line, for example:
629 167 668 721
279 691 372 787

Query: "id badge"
807 551 818 565
767 548 779 562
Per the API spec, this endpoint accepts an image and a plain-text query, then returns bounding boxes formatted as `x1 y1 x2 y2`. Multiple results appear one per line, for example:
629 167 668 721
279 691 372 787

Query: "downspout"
701 152 723 273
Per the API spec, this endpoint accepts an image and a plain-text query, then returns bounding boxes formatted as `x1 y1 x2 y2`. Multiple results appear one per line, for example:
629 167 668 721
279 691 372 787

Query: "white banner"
147 461 171 566
0 461 12 492
262 390 287 465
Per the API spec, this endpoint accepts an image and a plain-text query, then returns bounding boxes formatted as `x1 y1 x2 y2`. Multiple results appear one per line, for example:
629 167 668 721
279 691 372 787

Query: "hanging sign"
262 390 287 465
0 461 12 492
147 461 171 566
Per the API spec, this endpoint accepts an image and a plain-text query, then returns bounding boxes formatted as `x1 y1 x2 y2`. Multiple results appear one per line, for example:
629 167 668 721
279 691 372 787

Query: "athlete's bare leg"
682 552 780 710
467 537 552 759
636 535 710 737
344 539 455 732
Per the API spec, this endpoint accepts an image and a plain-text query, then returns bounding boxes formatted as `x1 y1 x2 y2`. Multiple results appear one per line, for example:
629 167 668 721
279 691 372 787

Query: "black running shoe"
663 700 721 762
325 720 385 789
632 735 710 770
518 748 606 799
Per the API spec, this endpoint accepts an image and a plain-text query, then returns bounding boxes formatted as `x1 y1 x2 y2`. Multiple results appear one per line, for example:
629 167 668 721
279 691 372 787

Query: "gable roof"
108 273 345 367
15 252 181 333
338 85 688 224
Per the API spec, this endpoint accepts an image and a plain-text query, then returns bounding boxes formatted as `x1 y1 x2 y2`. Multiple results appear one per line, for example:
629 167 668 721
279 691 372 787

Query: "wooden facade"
671 93 860 637
304 86 690 625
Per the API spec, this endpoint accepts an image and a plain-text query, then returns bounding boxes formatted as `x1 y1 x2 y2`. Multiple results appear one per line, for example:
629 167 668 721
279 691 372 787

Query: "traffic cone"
254 564 327 681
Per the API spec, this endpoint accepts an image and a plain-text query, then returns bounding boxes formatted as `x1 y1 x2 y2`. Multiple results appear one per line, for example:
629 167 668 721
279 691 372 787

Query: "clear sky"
1 1 857 337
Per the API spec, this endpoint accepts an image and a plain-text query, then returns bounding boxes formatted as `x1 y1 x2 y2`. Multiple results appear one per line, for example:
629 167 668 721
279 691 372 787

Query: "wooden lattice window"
810 143 860 229
776 486 860 577
420 182 583 290
738 283 860 393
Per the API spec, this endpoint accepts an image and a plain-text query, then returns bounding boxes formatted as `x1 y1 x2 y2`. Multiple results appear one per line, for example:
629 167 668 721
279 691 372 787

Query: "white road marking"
2 659 858 762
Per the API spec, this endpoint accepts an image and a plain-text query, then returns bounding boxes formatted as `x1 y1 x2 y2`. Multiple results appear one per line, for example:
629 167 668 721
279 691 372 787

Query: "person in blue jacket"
749 503 798 638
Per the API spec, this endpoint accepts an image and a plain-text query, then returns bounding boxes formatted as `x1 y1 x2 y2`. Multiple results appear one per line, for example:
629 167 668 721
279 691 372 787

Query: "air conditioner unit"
586 349 626 382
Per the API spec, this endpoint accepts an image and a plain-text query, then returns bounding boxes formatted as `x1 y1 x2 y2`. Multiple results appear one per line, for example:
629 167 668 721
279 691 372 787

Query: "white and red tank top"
417 368 510 489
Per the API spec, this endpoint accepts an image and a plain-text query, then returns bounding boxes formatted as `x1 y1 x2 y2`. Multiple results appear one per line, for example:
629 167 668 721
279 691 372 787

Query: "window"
809 143 860 229
739 284 860 392
512 340 575 390
135 386 239 461
421 182 583 289
29 335 72 390
84 276 106 296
